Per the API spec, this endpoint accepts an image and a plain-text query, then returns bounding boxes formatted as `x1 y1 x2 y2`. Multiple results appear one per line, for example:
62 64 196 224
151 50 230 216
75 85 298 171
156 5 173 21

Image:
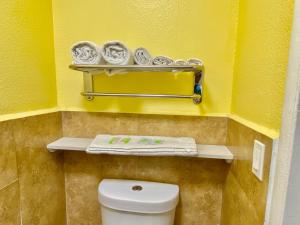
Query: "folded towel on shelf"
86 135 198 156
134 48 153 65
187 58 203 65
71 41 102 64
152 56 174 65
101 41 133 65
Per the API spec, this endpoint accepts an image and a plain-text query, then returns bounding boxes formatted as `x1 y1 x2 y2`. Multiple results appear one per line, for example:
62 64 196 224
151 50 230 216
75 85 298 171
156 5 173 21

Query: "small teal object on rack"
194 84 202 95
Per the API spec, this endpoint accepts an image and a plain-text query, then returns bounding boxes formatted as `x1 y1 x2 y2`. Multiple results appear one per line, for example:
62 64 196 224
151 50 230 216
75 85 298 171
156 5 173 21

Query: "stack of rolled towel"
86 134 198 156
71 40 203 67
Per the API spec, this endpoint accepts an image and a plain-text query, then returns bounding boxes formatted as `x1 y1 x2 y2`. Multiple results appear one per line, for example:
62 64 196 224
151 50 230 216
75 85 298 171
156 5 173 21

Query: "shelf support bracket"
193 71 203 104
83 72 94 100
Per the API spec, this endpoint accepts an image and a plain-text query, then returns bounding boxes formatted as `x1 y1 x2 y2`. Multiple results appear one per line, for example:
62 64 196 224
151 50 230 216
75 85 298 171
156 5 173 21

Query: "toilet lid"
98 179 179 213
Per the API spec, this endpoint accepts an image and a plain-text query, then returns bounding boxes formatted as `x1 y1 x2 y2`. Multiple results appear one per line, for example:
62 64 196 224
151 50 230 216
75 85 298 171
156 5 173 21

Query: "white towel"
187 58 203 65
101 41 133 65
87 135 197 156
174 59 188 65
71 41 102 64
134 48 153 65
152 56 174 65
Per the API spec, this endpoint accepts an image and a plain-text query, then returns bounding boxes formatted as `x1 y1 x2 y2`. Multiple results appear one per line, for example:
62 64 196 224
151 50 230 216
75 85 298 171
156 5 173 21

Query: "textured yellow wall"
0 0 57 117
52 0 238 116
231 0 294 137
0 0 294 137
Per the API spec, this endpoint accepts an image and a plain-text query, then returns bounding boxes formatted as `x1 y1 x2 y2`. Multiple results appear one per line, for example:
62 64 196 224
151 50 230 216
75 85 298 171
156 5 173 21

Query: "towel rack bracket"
193 95 202 104
83 72 94 101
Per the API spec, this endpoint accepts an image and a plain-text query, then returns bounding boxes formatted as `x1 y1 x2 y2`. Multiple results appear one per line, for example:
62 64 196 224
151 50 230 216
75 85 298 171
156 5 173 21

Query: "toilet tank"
98 179 179 225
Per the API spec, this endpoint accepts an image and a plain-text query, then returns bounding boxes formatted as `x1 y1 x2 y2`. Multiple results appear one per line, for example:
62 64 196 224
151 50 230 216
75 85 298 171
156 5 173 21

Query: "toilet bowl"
98 179 179 225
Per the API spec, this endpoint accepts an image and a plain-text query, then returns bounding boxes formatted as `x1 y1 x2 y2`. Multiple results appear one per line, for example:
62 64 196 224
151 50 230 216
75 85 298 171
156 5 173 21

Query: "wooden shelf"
47 137 233 163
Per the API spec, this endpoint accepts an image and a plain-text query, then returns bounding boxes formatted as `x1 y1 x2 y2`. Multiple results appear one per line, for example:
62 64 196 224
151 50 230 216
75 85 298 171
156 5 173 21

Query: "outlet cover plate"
252 140 265 181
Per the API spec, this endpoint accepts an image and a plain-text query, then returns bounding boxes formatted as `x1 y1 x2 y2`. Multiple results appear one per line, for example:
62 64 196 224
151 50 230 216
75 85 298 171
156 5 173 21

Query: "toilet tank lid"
98 179 179 213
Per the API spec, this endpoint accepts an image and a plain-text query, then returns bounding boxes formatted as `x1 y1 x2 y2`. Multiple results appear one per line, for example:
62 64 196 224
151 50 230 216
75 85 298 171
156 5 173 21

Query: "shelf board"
47 137 233 163
69 64 203 74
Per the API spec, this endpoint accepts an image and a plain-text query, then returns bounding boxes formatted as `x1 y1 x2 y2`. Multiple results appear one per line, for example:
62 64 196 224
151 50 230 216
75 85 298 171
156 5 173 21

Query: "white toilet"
98 179 179 225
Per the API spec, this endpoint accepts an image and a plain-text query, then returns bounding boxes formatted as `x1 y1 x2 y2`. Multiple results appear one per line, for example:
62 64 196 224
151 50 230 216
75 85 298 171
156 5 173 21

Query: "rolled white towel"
71 41 102 64
101 41 133 65
187 58 203 65
174 59 188 65
134 47 153 65
152 56 174 65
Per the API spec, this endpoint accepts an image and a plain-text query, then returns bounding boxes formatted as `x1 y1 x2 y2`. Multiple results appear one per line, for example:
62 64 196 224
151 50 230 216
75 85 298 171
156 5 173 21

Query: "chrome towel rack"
69 64 204 104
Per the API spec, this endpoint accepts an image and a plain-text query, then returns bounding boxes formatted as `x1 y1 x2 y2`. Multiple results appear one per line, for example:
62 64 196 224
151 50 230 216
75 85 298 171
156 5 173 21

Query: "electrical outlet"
252 140 265 181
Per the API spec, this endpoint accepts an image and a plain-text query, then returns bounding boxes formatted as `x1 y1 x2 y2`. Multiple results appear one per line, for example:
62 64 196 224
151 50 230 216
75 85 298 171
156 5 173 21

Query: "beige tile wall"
221 119 273 225
62 111 230 225
62 112 228 145
0 113 66 225
0 182 21 225
0 121 20 225
0 111 274 225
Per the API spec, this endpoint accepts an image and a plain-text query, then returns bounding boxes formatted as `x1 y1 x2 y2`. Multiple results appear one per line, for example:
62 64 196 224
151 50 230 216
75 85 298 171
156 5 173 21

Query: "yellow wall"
0 0 57 118
0 0 294 137
230 0 294 137
52 0 239 116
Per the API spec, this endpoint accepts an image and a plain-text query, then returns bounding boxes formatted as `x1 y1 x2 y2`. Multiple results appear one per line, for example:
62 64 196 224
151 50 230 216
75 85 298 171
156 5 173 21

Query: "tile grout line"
61 112 69 225
63 152 69 225
0 178 18 191
11 119 23 225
